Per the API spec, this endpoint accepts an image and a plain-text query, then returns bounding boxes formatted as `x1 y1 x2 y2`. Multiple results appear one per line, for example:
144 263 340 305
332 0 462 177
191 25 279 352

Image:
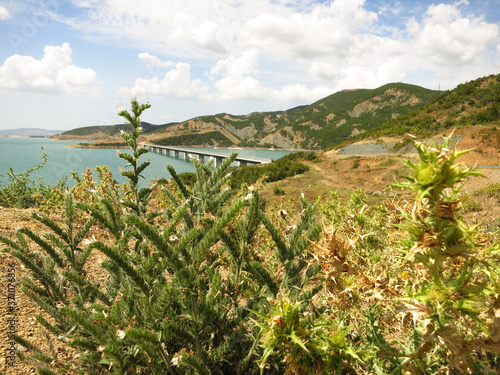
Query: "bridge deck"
143 144 271 165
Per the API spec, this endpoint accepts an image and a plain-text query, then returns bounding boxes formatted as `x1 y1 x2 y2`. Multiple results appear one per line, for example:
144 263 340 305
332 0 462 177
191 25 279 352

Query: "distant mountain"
0 128 63 137
58 122 172 137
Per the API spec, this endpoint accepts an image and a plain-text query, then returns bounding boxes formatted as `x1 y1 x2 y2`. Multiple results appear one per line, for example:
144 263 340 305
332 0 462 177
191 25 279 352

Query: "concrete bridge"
142 144 271 167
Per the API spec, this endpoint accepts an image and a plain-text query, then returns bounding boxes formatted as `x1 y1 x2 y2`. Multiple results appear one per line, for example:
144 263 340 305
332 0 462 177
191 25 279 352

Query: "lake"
0 137 295 187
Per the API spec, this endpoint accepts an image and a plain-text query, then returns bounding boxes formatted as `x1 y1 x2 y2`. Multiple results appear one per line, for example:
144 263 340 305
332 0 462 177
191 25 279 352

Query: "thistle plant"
392 134 500 373
0 192 99 373
250 293 360 375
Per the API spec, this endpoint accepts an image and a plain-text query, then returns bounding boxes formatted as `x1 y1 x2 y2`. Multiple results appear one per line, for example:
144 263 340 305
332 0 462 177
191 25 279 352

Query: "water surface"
0 138 294 187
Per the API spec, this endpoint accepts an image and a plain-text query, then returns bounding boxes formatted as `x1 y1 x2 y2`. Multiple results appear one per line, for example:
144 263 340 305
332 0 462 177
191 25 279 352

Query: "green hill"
60 122 174 137
362 73 500 139
151 82 439 149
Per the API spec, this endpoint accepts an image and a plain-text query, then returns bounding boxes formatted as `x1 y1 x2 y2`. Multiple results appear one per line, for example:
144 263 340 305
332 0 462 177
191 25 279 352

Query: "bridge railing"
142 143 271 167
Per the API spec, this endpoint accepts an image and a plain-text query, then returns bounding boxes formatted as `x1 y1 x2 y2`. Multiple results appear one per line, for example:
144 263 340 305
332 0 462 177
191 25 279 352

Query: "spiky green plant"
391 134 500 373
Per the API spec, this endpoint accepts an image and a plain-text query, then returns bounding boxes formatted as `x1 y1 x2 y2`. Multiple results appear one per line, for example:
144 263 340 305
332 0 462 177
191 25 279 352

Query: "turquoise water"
0 138 294 187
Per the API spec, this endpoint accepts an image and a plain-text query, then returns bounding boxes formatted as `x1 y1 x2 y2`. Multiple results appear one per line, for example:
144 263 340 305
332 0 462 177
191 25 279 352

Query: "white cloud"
0 43 100 95
119 61 210 99
61 0 247 57
269 84 333 104
406 3 499 65
138 52 175 68
37 0 500 107
0 5 11 20
244 0 378 60
207 50 333 103
211 50 259 78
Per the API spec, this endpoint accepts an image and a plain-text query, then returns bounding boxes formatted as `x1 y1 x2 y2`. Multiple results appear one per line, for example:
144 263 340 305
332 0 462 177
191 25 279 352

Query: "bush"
273 186 286 196
229 152 313 189
473 182 500 202
0 149 54 208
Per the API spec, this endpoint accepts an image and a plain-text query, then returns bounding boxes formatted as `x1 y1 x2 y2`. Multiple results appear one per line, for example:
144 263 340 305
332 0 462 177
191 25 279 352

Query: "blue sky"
0 0 498 131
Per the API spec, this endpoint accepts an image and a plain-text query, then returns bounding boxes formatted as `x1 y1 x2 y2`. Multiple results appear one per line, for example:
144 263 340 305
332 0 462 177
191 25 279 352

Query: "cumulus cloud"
0 5 11 20
58 0 498 106
406 3 499 65
245 0 378 60
208 50 333 103
269 84 333 104
119 61 210 99
138 52 175 68
0 43 100 95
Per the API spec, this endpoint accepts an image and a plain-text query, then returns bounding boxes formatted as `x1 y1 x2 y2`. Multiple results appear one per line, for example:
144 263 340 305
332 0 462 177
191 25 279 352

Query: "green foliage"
273 186 286 196
229 152 314 189
473 182 500 201
79 142 130 148
117 99 153 218
250 295 357 375
369 73 500 138
155 131 234 147
392 137 413 153
61 122 163 136
1 100 322 374
0 148 54 208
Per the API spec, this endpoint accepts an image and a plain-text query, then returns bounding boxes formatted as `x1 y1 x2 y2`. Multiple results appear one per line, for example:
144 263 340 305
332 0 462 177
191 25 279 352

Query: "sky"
0 0 498 131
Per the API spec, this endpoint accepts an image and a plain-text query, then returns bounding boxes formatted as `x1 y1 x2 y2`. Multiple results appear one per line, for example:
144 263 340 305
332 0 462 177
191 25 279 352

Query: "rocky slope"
148 82 438 149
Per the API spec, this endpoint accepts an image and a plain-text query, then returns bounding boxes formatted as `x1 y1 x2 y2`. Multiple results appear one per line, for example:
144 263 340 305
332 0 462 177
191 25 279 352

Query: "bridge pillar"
174 151 179 158
238 160 248 167
214 156 224 168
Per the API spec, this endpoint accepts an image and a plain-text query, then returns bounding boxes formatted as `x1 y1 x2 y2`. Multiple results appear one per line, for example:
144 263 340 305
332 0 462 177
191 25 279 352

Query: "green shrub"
273 187 286 196
155 131 233 147
390 135 500 373
0 149 54 208
229 152 313 189
461 194 483 212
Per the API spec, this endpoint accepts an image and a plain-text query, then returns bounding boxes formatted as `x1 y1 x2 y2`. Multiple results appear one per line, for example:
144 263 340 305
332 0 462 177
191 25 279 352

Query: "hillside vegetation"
151 82 439 149
57 122 170 138
363 73 500 139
